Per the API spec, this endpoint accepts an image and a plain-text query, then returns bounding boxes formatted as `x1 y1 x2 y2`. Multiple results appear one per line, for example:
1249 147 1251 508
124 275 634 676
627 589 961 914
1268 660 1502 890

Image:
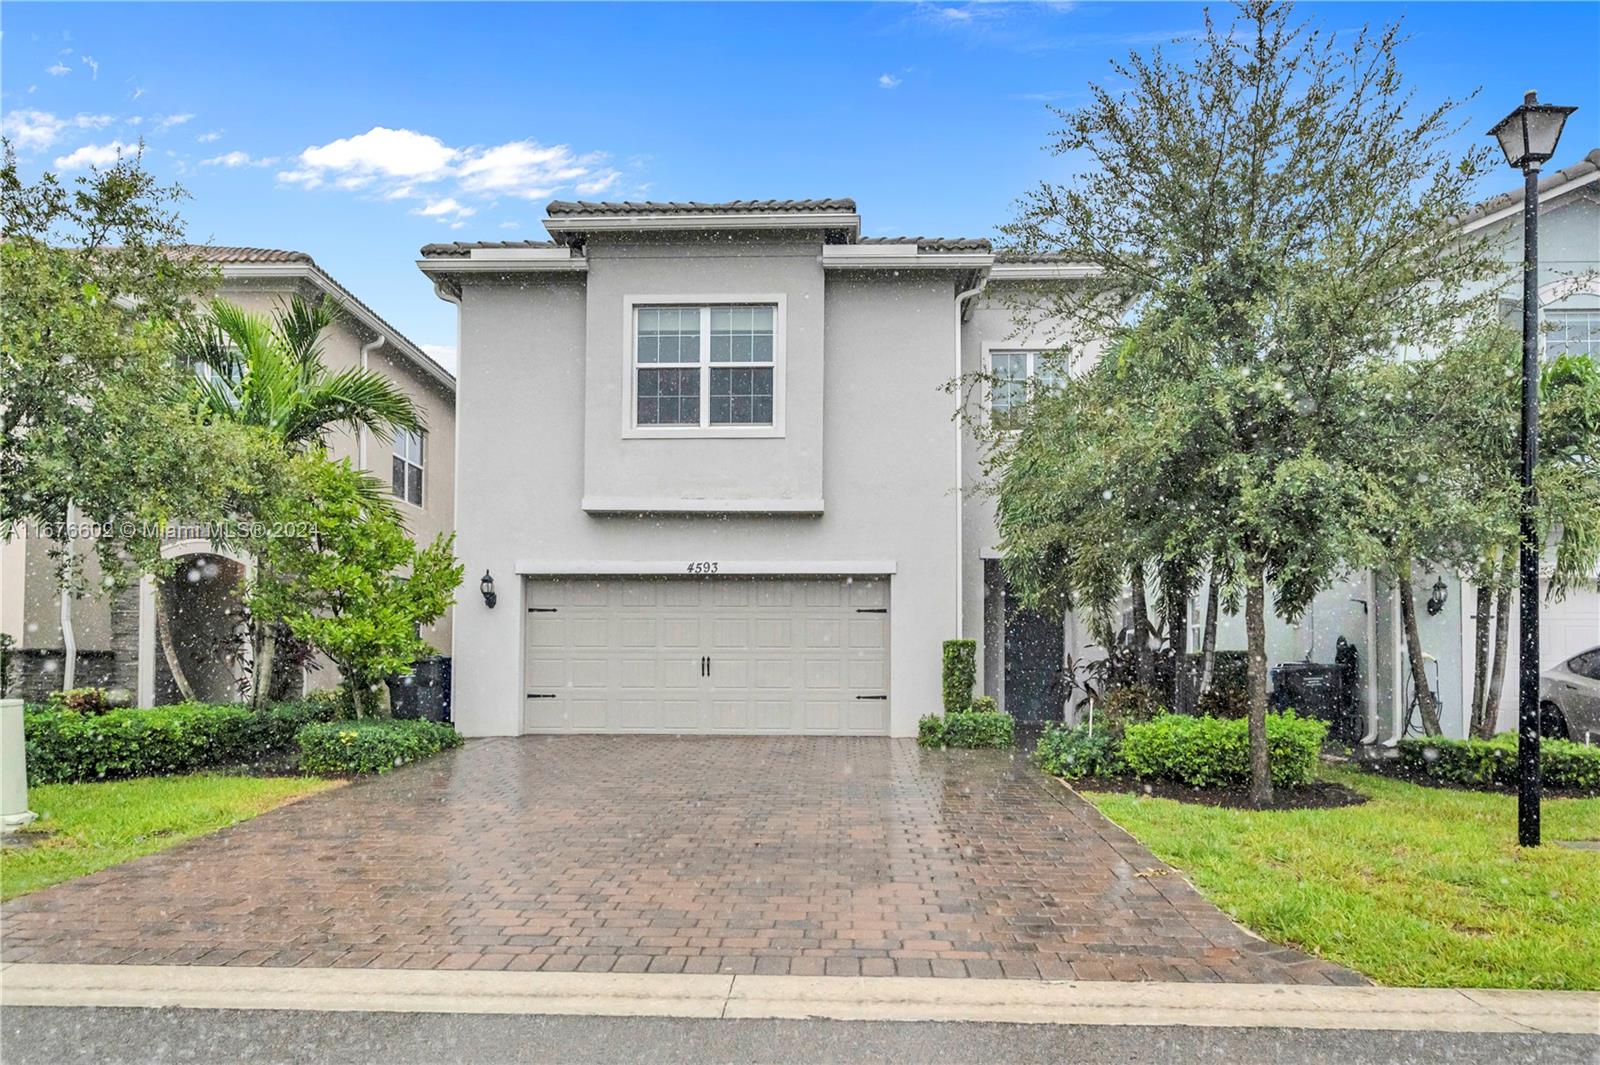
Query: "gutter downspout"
1384 578 1405 747
431 277 463 671
1359 570 1379 745
59 500 77 691
358 335 386 470
953 273 988 640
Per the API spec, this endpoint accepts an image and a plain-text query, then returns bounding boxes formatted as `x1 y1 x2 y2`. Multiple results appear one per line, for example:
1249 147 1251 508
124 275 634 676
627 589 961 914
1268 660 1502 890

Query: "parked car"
1540 645 1600 742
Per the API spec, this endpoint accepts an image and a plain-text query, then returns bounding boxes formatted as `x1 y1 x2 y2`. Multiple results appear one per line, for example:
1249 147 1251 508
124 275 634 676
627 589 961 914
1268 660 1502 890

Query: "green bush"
1097 685 1166 736
918 709 1014 749
1121 712 1328 789
296 719 462 775
245 697 346 752
24 703 259 785
1397 734 1600 791
942 640 977 712
971 695 999 714
1034 723 1124 779
45 686 132 715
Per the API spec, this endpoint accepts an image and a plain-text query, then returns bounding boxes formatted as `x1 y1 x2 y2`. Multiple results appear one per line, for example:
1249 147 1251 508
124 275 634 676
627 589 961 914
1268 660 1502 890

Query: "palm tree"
173 294 424 707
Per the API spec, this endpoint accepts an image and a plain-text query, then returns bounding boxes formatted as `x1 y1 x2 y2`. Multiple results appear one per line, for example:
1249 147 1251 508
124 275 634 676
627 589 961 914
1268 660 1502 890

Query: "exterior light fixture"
1487 90 1577 848
1426 576 1449 617
479 570 497 609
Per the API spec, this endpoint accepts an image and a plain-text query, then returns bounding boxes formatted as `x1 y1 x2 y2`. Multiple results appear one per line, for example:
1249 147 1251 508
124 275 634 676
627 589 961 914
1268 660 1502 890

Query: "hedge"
295 719 463 775
918 709 1015 749
1397 733 1600 791
1034 722 1124 779
23 697 345 785
1121 712 1328 789
942 640 977 712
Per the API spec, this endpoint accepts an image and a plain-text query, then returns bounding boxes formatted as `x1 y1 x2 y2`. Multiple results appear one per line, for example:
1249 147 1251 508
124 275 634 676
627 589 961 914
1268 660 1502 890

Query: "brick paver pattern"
2 738 1361 983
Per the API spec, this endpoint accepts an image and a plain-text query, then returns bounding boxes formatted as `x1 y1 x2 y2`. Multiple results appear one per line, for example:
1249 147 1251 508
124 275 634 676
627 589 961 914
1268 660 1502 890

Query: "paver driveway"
1 738 1358 983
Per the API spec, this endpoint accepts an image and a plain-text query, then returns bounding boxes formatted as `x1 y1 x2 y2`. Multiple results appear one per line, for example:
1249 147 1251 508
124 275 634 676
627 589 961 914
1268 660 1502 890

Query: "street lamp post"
1487 91 1576 848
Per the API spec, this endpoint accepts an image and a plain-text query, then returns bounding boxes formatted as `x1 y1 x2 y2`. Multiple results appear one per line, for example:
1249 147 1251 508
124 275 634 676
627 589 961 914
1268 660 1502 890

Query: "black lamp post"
1487 91 1576 848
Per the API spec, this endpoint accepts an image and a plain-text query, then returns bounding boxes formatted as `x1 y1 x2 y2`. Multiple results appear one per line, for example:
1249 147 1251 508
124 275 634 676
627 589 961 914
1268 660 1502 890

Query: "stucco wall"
447 265 964 737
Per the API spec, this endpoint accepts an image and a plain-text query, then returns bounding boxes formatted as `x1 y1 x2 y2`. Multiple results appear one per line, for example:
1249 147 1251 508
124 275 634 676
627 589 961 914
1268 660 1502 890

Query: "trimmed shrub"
1034 723 1124 779
942 640 977 712
1121 712 1327 789
1097 685 1166 736
296 719 462 775
1397 734 1600 791
971 695 999 714
245 697 347 752
24 703 258 785
917 710 1015 749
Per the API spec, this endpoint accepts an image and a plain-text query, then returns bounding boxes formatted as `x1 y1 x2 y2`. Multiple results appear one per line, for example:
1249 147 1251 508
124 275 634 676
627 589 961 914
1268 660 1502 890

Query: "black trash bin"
389 656 452 722
1270 661 1361 743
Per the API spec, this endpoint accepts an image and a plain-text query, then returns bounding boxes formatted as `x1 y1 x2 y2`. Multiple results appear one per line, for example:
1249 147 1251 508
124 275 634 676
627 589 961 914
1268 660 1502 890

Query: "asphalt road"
4 1007 1596 1065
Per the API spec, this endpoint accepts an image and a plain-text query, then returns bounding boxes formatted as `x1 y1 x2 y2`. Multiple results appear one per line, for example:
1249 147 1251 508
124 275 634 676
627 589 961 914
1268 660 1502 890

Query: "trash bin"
1270 661 1360 743
389 656 452 722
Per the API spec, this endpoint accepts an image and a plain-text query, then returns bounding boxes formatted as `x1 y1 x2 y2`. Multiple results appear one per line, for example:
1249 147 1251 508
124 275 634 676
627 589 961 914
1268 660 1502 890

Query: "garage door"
522 576 890 734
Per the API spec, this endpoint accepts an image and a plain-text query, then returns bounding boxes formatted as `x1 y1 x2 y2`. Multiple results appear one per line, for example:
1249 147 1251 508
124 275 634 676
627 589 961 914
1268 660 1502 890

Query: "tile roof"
858 236 993 253
179 245 452 387
1460 147 1600 225
545 198 857 217
419 239 559 259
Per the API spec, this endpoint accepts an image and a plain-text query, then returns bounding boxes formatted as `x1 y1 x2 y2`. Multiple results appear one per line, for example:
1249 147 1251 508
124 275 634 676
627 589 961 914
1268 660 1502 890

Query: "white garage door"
522 576 890 734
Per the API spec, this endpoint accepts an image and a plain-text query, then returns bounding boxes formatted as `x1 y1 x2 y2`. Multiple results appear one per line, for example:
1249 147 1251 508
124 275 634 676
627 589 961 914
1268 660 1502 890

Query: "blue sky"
5 2 1598 369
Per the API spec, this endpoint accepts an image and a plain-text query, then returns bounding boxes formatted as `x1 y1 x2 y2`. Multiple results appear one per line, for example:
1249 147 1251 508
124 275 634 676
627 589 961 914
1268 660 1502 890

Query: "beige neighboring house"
0 246 456 705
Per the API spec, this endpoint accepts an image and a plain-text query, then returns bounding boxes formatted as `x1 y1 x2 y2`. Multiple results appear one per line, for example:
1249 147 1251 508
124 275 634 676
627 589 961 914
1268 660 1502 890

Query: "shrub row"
941 639 977 712
1397 734 1600 791
296 719 463 774
1121 712 1327 789
1033 723 1124 779
918 709 1015 749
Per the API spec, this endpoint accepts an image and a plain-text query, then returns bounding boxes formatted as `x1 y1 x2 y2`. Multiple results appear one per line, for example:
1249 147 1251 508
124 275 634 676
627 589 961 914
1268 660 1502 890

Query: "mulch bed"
1065 775 1369 811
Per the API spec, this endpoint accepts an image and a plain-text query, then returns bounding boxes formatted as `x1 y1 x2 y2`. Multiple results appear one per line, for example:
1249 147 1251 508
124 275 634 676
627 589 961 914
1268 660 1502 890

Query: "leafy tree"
175 294 425 707
251 456 461 718
997 0 1502 803
1 143 220 688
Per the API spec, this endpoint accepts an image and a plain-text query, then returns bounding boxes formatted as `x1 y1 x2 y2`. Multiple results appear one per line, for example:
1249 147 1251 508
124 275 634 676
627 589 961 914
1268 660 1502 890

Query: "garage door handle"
856 608 887 614
856 695 887 700
527 693 556 699
701 656 710 677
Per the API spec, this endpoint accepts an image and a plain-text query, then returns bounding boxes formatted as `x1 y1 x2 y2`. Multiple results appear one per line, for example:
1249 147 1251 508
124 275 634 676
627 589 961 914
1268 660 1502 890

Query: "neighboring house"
0 246 457 705
419 199 1086 737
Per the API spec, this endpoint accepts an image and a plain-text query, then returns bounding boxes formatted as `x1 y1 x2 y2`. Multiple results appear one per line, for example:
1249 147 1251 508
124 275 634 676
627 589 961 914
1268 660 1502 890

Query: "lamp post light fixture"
1426 575 1449 617
479 570 498 610
1487 90 1577 848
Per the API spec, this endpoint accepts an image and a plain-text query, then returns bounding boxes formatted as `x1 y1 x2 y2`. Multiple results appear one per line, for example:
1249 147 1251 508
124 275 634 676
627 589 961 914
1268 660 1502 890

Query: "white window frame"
622 294 786 439
983 344 1070 429
1544 307 1600 362
392 427 425 507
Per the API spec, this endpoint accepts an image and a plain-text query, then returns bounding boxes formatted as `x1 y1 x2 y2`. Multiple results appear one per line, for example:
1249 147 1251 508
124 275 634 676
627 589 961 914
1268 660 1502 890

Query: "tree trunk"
1469 582 1493 739
1166 583 1192 713
250 623 276 711
1396 565 1444 737
1199 573 1220 695
155 580 198 703
1244 563 1273 807
1484 585 1513 739
1130 562 1155 689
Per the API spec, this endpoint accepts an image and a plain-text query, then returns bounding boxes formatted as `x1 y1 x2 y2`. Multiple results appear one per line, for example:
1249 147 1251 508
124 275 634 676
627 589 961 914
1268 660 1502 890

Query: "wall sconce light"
479 569 497 609
1426 576 1448 616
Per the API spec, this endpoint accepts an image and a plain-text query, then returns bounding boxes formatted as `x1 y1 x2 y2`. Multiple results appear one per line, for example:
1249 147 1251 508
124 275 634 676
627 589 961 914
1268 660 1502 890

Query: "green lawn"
1 773 340 901
1084 765 1600 990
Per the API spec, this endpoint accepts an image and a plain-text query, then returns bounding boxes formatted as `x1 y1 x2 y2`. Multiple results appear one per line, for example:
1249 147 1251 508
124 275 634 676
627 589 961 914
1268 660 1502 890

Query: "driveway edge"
3 964 1594 1035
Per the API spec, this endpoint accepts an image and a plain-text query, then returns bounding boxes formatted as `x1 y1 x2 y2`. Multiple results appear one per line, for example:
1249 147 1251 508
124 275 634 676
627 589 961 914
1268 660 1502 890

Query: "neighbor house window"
392 428 424 505
634 304 776 429
1546 309 1599 362
988 349 1067 428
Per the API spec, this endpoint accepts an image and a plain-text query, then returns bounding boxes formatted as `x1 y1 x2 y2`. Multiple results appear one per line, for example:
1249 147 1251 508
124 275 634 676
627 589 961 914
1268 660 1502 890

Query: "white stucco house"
425 152 1597 742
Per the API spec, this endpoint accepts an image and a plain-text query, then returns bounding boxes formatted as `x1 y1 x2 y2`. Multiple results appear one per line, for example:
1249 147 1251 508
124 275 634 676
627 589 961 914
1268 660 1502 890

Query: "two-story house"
419 199 1089 737
0 246 457 705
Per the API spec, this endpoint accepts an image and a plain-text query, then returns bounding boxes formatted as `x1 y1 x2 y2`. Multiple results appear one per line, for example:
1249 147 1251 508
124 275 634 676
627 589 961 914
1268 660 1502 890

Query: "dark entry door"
1004 590 1065 723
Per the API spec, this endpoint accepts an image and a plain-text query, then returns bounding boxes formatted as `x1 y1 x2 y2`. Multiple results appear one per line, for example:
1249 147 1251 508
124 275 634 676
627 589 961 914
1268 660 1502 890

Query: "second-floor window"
1546 309 1599 362
392 428 424 506
635 304 776 429
988 349 1067 429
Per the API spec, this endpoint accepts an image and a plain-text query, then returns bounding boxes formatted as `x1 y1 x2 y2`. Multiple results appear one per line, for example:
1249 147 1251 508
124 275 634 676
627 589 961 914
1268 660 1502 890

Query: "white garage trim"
515 560 897 576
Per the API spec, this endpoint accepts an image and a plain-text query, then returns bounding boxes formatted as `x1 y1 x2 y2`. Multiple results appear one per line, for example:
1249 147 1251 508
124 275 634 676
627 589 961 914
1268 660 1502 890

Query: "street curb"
3 964 1596 1034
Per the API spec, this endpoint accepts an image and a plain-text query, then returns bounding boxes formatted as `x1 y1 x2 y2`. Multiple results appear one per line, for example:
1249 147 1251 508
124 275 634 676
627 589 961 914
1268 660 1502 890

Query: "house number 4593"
686 561 719 574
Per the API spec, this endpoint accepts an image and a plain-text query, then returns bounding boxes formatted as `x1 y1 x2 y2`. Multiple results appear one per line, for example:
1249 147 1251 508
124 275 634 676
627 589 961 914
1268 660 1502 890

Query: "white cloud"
878 73 902 89
54 141 129 170
201 150 277 168
498 220 521 230
47 62 71 77
278 126 632 222
935 6 973 20
421 344 457 373
82 55 99 79
156 113 194 131
131 87 146 101
197 130 222 143
1 110 115 151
